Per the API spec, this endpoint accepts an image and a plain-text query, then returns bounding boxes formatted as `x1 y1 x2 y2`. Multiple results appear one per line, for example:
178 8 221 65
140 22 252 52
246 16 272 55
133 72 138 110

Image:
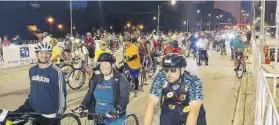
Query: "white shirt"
72 45 92 65
197 38 209 49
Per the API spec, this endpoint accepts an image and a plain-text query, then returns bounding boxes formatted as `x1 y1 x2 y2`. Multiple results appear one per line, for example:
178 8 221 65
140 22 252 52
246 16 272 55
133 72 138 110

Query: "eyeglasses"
164 68 177 73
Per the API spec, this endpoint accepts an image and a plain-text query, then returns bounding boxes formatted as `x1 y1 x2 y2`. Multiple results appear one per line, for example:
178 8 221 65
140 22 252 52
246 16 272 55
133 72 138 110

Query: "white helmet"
86 32 92 36
35 43 53 52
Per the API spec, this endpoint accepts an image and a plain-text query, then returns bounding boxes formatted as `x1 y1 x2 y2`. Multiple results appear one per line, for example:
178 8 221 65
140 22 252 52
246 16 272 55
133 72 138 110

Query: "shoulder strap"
112 70 121 110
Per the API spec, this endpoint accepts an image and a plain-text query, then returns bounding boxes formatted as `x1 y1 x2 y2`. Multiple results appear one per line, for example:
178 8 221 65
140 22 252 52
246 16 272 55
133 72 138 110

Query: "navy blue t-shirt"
28 64 67 115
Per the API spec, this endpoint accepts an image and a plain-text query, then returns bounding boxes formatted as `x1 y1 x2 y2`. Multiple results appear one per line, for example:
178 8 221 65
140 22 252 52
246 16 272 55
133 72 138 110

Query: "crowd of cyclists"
0 28 252 125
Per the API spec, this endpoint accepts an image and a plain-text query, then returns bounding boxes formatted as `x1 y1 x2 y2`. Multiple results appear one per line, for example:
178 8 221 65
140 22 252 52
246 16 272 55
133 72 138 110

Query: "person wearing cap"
144 54 206 125
118 36 141 97
94 40 111 63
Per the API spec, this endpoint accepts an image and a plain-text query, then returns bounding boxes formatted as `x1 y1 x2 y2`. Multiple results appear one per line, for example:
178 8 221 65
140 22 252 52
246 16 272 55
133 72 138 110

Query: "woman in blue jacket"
73 52 130 125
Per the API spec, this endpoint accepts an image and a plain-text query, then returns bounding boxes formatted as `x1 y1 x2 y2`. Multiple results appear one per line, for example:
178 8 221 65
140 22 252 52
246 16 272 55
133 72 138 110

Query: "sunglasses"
164 68 177 73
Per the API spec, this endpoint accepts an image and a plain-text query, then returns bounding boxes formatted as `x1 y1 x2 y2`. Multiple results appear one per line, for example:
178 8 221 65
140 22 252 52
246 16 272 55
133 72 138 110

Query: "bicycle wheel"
139 69 145 91
196 52 202 66
126 114 139 125
60 113 81 125
68 69 86 90
60 64 74 83
236 62 244 79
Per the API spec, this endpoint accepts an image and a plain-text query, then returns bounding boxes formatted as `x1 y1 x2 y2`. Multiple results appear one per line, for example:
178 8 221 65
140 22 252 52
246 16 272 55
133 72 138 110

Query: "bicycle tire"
196 52 202 66
68 69 86 90
60 113 81 125
126 114 139 125
60 64 74 83
236 62 244 79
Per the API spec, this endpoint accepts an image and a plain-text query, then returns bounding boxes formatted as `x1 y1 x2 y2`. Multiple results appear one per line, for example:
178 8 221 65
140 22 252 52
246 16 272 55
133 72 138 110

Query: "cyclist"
233 35 246 72
163 39 174 55
94 41 111 64
12 43 66 124
188 32 199 57
73 53 130 125
118 37 141 97
136 36 151 64
72 38 93 78
50 38 62 65
144 54 206 125
196 33 209 65
62 34 73 62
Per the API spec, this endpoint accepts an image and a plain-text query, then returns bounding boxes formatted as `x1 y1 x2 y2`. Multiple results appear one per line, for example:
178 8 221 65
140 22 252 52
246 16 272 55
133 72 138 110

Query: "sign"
20 47 29 58
3 44 37 67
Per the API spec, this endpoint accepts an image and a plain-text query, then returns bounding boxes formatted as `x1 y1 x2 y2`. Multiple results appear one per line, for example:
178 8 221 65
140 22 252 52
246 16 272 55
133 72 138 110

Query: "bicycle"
196 48 207 66
61 109 139 125
61 56 92 90
234 51 246 79
118 61 137 93
0 109 77 125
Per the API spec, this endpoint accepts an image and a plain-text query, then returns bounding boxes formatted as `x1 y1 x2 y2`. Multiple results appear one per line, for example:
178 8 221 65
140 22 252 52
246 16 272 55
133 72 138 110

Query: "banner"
3 44 37 67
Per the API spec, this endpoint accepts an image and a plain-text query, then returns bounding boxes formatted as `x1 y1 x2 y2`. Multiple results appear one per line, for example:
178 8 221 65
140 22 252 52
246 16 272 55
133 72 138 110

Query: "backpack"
82 45 95 58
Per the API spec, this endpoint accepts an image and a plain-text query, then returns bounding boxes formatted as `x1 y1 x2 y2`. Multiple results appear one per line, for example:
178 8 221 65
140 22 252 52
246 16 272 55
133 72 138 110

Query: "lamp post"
47 17 54 34
156 0 176 33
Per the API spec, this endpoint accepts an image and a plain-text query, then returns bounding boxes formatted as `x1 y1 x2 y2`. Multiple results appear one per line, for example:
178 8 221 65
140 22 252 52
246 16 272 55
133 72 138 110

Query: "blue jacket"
81 69 130 114
28 64 67 116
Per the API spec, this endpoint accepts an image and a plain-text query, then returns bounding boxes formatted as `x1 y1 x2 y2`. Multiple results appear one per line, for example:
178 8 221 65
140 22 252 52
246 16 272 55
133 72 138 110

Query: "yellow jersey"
125 44 141 69
94 48 110 61
50 45 61 64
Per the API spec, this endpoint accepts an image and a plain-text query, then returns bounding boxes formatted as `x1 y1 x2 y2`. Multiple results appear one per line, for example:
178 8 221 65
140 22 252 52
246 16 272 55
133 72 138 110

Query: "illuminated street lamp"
132 26 135 30
139 25 144 30
57 24 63 30
184 21 186 25
208 13 211 16
197 10 200 14
110 26 113 29
171 0 176 5
153 16 157 20
47 17 54 33
127 23 131 28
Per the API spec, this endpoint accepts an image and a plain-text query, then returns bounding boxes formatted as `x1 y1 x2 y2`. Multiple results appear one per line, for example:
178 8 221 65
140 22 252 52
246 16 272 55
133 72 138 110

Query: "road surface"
0 49 241 125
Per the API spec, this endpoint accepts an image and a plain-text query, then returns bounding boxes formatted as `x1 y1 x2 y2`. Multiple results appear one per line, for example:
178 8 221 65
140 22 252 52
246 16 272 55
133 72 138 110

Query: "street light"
208 13 211 16
57 24 63 30
197 10 200 14
198 23 200 25
156 0 176 33
132 26 135 30
127 23 131 28
171 0 176 5
47 17 54 33
110 26 113 29
153 16 157 20
184 21 186 25
139 25 144 30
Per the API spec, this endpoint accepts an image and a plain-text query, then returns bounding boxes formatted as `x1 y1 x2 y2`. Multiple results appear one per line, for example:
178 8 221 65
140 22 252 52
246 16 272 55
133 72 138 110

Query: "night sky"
0 1 252 39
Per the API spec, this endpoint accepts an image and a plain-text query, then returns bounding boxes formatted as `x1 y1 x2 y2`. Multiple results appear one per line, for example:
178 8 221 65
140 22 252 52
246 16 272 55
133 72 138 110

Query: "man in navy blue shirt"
14 43 67 125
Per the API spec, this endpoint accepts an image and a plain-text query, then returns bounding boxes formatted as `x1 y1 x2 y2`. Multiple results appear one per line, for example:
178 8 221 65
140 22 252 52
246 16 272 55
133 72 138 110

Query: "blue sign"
20 47 29 58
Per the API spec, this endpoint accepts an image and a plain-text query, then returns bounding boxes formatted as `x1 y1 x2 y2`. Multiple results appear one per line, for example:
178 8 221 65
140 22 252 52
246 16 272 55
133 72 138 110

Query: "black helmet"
98 52 116 63
162 54 187 68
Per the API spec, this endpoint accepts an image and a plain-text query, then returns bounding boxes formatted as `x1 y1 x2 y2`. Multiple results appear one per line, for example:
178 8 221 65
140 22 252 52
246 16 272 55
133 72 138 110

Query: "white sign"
3 44 37 67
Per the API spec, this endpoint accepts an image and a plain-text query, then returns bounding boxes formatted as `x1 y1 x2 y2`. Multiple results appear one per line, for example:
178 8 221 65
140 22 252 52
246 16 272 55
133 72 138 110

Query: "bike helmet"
162 54 187 68
35 43 53 52
97 52 116 64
